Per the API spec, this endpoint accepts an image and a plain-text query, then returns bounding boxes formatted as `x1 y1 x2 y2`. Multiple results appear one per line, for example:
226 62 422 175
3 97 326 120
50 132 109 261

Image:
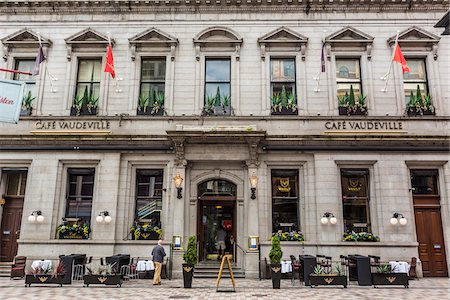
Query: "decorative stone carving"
1 28 52 61
128 28 179 61
388 26 441 60
258 27 309 60
325 26 374 60
171 137 187 167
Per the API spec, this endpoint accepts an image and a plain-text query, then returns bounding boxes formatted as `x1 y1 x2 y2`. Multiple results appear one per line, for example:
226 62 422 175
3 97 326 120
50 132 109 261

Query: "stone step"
0 262 13 277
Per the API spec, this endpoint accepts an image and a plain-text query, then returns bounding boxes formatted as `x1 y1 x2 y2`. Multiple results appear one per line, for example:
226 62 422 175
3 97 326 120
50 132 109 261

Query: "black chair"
290 255 301 285
10 256 26 279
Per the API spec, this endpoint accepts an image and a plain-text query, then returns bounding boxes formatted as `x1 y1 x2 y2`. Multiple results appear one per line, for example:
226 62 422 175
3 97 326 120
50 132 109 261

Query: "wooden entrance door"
414 207 448 277
0 196 24 262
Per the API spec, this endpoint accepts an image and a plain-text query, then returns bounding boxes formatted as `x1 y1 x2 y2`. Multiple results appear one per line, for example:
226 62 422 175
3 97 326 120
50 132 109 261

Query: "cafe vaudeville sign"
0 79 25 124
32 119 111 135
324 120 404 131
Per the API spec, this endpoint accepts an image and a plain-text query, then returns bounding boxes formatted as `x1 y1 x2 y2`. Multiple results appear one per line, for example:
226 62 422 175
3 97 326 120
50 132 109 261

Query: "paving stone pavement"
1 277 449 300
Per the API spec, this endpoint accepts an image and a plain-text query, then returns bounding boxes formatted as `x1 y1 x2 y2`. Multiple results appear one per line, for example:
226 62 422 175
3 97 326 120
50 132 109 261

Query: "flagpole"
314 30 326 93
381 30 399 92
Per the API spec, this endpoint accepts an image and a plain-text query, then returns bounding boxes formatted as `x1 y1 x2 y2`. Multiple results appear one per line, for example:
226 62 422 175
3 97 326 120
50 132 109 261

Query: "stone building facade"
0 1 449 278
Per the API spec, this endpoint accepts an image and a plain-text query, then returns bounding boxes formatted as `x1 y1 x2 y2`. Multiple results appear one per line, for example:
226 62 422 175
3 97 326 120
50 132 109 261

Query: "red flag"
104 45 115 79
392 43 410 73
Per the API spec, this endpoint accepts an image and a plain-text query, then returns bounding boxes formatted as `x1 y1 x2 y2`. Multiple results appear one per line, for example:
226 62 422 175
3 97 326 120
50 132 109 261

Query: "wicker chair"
10 256 27 279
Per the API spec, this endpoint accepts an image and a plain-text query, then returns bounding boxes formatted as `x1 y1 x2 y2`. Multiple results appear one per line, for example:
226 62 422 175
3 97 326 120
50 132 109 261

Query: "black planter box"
372 273 409 288
270 263 281 289
137 107 164 116
338 106 368 116
83 274 123 287
406 108 435 116
309 275 347 288
271 107 298 115
132 231 160 240
70 107 98 116
182 263 194 288
20 108 32 116
58 233 89 240
25 274 63 287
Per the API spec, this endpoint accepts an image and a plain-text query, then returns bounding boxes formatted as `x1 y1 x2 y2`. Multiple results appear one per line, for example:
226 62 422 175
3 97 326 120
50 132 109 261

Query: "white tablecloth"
31 260 52 271
136 260 155 271
389 261 410 274
281 260 292 274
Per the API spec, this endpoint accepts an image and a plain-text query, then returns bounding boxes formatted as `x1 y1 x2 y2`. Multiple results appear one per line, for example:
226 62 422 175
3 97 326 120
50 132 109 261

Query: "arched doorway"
197 179 237 262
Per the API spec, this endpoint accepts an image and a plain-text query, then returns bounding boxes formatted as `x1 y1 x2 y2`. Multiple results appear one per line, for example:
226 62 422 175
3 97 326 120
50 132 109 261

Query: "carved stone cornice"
0 1 447 14
245 136 262 168
169 136 187 167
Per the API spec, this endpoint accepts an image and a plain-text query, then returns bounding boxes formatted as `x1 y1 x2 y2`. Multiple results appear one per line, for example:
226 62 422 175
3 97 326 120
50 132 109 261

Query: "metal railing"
233 242 246 275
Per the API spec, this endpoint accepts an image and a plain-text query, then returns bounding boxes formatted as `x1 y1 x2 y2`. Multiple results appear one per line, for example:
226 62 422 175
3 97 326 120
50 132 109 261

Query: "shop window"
271 170 299 233
411 170 438 195
138 58 166 115
270 58 297 115
341 169 371 233
203 58 231 116
135 169 163 228
65 168 95 224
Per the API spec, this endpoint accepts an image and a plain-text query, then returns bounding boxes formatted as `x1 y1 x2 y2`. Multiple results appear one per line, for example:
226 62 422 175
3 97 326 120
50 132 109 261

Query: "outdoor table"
281 260 292 273
31 259 52 270
136 260 155 271
389 261 410 274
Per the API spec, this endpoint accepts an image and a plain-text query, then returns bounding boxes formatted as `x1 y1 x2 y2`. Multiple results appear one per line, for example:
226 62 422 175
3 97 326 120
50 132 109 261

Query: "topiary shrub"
268 235 283 264
183 235 198 265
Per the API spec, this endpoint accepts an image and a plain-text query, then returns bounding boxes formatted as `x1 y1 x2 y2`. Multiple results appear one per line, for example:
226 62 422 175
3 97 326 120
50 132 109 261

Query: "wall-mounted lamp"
320 212 337 225
173 173 183 199
96 211 112 224
28 211 44 223
249 174 258 200
390 213 407 225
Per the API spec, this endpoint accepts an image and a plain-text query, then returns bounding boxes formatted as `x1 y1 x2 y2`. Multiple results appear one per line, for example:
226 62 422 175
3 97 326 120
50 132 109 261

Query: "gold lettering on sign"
278 178 291 192
324 277 334 284
386 276 397 283
348 178 361 192
97 276 107 283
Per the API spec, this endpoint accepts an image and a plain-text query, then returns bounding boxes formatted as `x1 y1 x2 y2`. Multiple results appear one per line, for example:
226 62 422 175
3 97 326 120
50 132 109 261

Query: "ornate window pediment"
129 28 178 61
388 26 440 60
1 28 52 60
325 27 374 60
64 28 113 60
193 27 243 60
258 27 308 60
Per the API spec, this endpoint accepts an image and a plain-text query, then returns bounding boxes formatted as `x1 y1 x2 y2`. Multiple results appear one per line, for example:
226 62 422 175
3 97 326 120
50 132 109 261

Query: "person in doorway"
151 239 166 285
216 226 227 260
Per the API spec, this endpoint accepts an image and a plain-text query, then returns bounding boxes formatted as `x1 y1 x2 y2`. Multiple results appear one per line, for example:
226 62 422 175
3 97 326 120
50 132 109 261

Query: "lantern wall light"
173 173 183 199
321 212 337 225
96 211 112 224
28 211 44 223
249 174 258 200
390 213 407 226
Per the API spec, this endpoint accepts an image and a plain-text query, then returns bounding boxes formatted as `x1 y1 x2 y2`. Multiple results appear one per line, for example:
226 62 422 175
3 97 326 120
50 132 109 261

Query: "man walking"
151 239 166 285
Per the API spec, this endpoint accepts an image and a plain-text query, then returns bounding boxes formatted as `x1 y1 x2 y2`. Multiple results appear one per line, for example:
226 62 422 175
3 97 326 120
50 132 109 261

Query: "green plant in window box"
202 95 216 116
21 90 36 115
406 85 434 116
137 95 149 113
272 230 304 242
151 92 165 115
271 93 282 112
343 231 379 242
286 92 297 113
337 85 368 115
130 223 162 240
222 94 230 114
56 223 91 239
87 94 99 113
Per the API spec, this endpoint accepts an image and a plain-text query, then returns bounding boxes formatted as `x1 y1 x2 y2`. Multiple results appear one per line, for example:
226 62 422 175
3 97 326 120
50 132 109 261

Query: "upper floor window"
137 58 166 116
203 58 231 116
65 168 95 224
411 170 438 195
341 169 371 233
5 171 27 197
71 59 102 116
13 59 36 116
270 58 297 115
271 170 299 233
404 58 434 116
336 58 367 115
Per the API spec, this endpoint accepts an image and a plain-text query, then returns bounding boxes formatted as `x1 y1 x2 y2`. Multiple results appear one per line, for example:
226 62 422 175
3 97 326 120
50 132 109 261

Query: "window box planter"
338 106 368 116
20 108 32 116
309 274 347 288
83 274 123 287
56 223 91 240
130 223 162 240
406 107 435 116
182 263 194 288
136 107 164 116
25 274 63 287
371 273 409 288
70 107 97 116
132 231 160 240
270 263 282 289
202 105 231 116
271 107 298 115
